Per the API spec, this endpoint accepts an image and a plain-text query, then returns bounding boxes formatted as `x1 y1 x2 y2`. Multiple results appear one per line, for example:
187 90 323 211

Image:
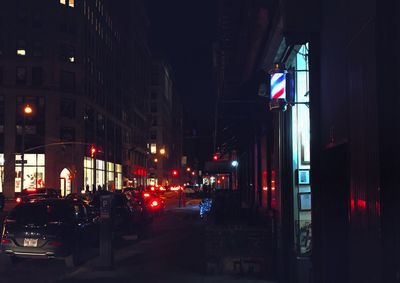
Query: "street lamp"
21 104 34 191
159 148 166 155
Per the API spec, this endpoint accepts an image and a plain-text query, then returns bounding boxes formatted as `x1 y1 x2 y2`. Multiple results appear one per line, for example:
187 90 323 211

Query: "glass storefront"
84 157 122 191
115 164 122 190
15 153 45 191
84 157 94 190
291 43 311 256
96 159 105 189
107 162 114 190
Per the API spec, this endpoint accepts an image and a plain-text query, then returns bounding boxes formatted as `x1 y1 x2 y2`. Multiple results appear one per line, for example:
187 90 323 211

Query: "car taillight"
150 187 155 191
143 193 150 198
151 200 159 207
16 197 22 203
1 238 11 244
48 241 63 246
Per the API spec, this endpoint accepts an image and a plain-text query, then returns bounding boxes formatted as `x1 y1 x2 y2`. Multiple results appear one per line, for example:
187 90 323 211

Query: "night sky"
146 0 218 167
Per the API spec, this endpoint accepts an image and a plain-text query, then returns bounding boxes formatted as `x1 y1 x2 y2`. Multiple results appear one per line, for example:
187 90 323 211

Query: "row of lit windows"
83 0 120 49
60 0 75 8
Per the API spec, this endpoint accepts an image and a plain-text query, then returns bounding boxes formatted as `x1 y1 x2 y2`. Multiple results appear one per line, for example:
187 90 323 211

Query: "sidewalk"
56 206 276 283
58 245 276 283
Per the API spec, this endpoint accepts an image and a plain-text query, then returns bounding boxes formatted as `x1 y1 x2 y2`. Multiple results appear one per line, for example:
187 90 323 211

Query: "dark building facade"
214 0 400 283
147 59 183 186
0 0 151 197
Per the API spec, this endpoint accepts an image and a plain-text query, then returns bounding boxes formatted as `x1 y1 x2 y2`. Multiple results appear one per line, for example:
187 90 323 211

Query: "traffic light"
172 169 178 177
213 153 219 160
90 145 97 157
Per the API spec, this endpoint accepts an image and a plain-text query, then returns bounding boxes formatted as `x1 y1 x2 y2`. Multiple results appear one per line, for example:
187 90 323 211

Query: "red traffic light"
213 154 219 160
90 145 97 157
172 170 178 177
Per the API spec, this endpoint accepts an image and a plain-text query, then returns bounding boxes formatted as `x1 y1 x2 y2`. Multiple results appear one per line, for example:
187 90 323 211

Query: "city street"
0 192 273 283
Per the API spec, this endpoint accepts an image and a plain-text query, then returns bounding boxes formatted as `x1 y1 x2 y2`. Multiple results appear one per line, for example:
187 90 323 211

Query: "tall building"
0 0 151 198
147 59 183 186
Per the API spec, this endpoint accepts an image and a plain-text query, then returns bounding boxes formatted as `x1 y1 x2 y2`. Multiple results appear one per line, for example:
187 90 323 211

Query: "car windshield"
8 202 74 224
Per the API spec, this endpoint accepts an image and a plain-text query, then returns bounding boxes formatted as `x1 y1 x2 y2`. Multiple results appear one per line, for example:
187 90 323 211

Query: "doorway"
60 168 72 197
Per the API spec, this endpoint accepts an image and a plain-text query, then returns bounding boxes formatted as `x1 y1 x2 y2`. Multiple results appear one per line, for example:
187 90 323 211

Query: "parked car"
15 188 61 204
1 198 98 267
123 188 153 221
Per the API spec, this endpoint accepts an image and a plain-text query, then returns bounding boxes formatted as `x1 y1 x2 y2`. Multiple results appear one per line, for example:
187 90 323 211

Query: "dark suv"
1 198 98 267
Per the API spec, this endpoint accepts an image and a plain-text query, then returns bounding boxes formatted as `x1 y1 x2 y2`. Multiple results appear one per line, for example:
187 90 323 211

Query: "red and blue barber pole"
270 72 287 100
269 69 288 111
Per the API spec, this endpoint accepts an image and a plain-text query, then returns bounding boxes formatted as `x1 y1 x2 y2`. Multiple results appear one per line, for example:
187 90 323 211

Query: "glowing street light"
160 148 166 155
24 104 33 115
186 167 191 172
231 160 239 167
154 158 158 163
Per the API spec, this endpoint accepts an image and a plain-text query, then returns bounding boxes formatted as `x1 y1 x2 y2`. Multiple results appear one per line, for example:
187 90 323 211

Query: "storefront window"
84 158 122 191
291 43 311 256
15 153 45 192
96 159 105 189
115 164 122 190
84 157 94 190
107 162 114 190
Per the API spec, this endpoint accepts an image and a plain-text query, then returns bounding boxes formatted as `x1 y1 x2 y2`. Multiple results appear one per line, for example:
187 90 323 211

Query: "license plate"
23 238 38 247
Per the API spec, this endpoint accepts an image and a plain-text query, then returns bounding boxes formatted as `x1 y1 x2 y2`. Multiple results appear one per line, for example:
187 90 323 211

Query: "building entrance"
60 168 72 197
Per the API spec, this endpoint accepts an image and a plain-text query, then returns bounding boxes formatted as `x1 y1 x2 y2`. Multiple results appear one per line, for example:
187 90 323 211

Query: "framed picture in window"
297 169 310 185
298 193 311 211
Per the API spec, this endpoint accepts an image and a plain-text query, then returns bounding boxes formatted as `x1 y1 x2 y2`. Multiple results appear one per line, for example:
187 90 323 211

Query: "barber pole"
270 72 287 100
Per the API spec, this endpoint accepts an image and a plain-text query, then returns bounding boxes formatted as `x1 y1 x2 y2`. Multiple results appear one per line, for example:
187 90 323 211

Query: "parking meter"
99 194 114 269
100 194 112 219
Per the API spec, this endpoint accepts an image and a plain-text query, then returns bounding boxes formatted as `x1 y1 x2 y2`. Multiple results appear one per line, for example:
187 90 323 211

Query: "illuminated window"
17 49 26 56
150 143 157 154
68 0 75 7
60 0 66 4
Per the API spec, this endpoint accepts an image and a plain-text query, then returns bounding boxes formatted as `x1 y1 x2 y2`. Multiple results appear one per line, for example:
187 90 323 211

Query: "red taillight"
48 241 63 246
151 200 159 207
26 188 37 192
150 187 155 191
16 197 22 203
143 193 150 198
1 238 11 244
